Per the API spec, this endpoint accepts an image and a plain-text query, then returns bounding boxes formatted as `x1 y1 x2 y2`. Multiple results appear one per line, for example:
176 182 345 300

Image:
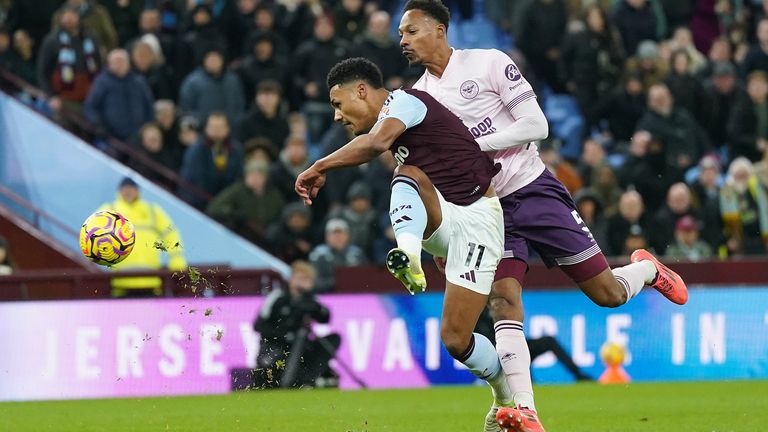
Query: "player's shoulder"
454 48 512 64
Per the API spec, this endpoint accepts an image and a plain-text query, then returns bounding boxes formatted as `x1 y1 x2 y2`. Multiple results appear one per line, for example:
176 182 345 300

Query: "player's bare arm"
295 118 406 205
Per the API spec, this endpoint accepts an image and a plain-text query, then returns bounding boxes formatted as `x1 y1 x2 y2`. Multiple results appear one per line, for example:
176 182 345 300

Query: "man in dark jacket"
611 0 658 56
84 48 153 140
352 11 411 90
253 261 340 388
727 70 768 162
516 0 567 91
237 80 290 149
592 74 646 143
179 48 245 125
637 83 710 171
178 112 244 209
265 202 321 263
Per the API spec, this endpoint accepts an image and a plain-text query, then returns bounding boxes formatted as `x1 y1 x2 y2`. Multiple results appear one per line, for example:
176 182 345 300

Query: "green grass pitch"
1 381 766 431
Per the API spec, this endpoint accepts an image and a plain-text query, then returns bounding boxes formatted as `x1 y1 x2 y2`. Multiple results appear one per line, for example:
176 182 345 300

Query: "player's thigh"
442 196 504 292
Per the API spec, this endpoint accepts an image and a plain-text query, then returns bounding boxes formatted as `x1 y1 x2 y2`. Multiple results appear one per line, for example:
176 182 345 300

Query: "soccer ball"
79 210 135 266
599 342 626 367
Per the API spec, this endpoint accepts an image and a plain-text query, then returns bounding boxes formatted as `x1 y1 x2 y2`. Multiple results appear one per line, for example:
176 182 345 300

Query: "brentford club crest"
460 80 479 99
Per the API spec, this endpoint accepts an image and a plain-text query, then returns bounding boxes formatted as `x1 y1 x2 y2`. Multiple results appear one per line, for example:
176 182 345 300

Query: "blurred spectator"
317 123 364 210
611 0 659 56
577 139 605 187
636 83 710 171
539 138 583 195
179 112 244 209
291 14 351 140
243 136 278 164
253 260 340 389
237 33 288 103
620 130 679 212
659 0 694 37
665 215 713 261
365 150 397 214
703 62 743 148
606 190 650 256
664 49 708 125
37 6 102 105
269 134 313 206
309 218 367 293
84 49 154 141
352 10 410 90
333 0 366 43
179 48 245 125
649 182 699 255
0 235 14 275
690 155 724 251
237 80 290 149
590 163 622 217
6 0 63 56
667 27 707 74
622 223 651 256
698 36 733 78
130 8 176 68
2 28 36 85
266 202 320 263
624 40 667 91
372 212 396 264
130 122 182 186
742 18 768 77
65 0 118 54
154 100 183 160
592 73 646 143
517 0 567 91
98 177 186 297
756 136 768 189
560 5 623 127
328 181 377 256
176 4 228 80
573 188 609 249
100 0 142 47
243 5 289 60
206 159 285 247
719 157 768 255
178 115 200 148
727 70 768 162
130 36 177 101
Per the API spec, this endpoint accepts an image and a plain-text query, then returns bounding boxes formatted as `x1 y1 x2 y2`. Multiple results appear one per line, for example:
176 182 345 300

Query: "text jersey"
412 48 546 198
377 88 499 206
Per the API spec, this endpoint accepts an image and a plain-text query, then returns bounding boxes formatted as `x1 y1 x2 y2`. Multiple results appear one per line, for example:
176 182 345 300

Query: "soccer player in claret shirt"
398 1 689 431
295 57 517 411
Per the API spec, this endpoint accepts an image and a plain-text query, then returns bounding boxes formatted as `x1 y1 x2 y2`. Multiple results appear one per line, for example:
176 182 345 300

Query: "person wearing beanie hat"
308 217 367 293
179 42 244 125
665 215 713 261
327 181 376 256
206 159 285 247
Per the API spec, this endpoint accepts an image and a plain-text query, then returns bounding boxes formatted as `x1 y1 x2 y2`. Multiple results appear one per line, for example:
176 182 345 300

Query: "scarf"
56 30 98 88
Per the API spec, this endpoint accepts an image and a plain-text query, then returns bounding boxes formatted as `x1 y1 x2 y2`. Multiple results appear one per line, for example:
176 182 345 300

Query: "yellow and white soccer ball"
599 342 626 367
79 210 135 266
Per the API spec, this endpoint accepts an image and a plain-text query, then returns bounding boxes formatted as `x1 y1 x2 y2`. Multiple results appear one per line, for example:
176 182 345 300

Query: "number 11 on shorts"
465 242 486 270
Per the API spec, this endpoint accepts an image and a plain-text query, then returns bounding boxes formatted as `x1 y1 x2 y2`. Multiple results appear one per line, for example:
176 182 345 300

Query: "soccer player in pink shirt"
398 1 688 431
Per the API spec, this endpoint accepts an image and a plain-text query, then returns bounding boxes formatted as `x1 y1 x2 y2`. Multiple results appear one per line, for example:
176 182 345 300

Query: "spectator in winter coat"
309 218 367 293
352 11 412 90
237 80 290 150
727 70 768 162
178 112 244 209
266 202 321 263
84 48 153 140
664 215 713 262
611 0 658 56
179 48 245 125
37 6 102 104
719 157 768 255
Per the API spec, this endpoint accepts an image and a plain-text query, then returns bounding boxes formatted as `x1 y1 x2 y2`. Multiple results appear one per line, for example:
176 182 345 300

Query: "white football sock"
389 176 427 264
495 320 536 410
612 261 657 303
460 333 514 405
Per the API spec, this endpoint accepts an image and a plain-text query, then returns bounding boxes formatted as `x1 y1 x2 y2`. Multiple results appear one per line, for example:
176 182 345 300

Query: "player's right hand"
295 164 326 206
433 256 446 275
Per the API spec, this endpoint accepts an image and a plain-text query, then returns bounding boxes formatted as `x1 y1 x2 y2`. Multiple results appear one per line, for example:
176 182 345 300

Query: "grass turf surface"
0 381 765 432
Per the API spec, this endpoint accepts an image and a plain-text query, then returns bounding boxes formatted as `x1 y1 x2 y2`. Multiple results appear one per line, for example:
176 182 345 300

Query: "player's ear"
356 82 367 100
436 24 446 39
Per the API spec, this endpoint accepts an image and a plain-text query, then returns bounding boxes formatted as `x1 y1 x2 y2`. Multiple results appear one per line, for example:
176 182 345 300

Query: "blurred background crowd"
1 0 768 292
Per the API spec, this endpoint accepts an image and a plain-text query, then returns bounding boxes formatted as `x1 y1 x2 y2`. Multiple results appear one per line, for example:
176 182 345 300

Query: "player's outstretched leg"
386 165 442 294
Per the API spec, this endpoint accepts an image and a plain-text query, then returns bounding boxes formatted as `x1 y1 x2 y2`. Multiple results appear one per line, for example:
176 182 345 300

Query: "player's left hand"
295 164 326 205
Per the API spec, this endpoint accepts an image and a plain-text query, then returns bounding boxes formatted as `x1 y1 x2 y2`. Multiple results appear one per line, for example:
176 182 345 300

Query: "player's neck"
425 46 453 79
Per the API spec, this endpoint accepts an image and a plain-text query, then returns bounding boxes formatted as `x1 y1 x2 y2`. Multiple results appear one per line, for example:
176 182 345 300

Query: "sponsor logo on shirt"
470 117 497 138
460 80 479 99
505 64 521 81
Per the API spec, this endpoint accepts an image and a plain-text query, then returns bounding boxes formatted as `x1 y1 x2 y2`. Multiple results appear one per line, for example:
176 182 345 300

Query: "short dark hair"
403 0 450 29
326 57 384 90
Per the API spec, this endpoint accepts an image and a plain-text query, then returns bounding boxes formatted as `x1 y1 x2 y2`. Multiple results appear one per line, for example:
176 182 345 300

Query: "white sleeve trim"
476 97 548 151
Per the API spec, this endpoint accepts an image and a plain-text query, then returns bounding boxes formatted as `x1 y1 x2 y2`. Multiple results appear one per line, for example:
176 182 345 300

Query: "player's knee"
591 284 627 308
440 324 471 359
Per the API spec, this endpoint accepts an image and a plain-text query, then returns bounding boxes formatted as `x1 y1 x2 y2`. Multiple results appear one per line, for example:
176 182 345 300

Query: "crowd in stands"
1 0 768 291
